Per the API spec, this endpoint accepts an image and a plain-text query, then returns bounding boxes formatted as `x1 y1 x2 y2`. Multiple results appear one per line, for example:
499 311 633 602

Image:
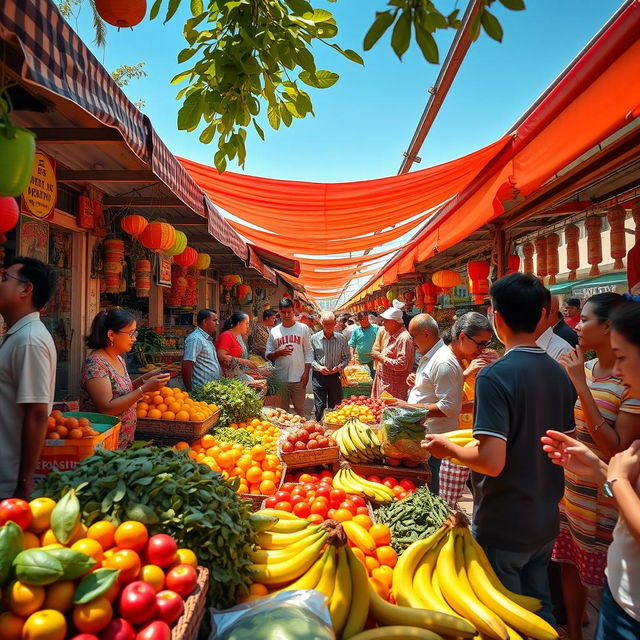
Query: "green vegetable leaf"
481 9 504 42
0 522 23 586
13 549 64 586
73 568 120 604
51 489 80 545
363 11 395 51
125 504 160 525
45 548 96 581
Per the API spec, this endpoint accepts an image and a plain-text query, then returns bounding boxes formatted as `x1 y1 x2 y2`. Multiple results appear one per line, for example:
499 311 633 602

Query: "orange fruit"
251 445 266 462
87 521 116 550
0 611 24 640
139 564 165 593
72 596 112 633
175 410 190 421
259 480 276 495
22 531 40 550
63 417 79 430
136 409 148 418
8 581 45 617
350 547 366 565
156 403 168 413
245 467 262 484
102 549 141 584
236 455 253 471
46 417 56 431
54 425 68 438
168 402 181 413
217 451 234 470
161 411 176 420
114 521 148 552
68 428 83 439
29 497 56 533
364 556 380 574
175 441 189 451
44 581 75 613
352 514 373 530
201 434 215 448
371 565 394 587
152 395 164 405
160 386 173 397
21 609 67 640
333 508 353 522
375 545 398 568
248 582 268 596
261 470 276 482
370 576 390 600
47 432 61 440
137 402 149 411
147 409 162 419
369 523 391 546
71 538 104 562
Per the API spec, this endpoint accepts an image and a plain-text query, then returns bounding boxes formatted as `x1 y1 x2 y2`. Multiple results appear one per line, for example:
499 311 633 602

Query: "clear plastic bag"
379 406 429 464
210 589 335 640
343 364 373 386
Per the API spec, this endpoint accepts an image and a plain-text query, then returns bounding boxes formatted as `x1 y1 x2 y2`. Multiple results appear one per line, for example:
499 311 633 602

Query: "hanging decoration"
0 90 36 197
174 246 198 267
585 215 603 277
95 0 147 28
196 253 211 271
120 214 148 237
467 261 490 305
546 233 560 284
564 224 580 281
421 281 438 312
221 274 242 291
415 285 425 309
102 239 124 293
134 259 151 298
432 270 462 291
165 230 188 256
522 242 534 274
140 222 176 252
506 254 520 274
0 197 19 233
607 205 627 270
628 203 640 292
385 287 398 302
533 237 547 280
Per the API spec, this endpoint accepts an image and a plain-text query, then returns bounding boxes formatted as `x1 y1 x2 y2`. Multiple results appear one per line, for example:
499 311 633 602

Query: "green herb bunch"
191 378 262 428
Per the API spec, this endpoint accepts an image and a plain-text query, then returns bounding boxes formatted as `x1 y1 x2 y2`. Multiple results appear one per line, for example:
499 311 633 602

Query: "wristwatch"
602 478 619 498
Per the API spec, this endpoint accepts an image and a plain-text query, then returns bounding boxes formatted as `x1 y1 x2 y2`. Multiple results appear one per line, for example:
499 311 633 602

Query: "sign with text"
21 151 57 219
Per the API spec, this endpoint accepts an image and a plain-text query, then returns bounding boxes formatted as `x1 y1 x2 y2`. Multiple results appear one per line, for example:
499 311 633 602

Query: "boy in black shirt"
423 273 575 626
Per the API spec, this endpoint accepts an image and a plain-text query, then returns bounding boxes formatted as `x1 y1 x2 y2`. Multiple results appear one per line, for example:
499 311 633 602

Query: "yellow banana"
342 521 377 554
342 468 394 502
315 546 337 599
266 517 310 533
255 524 321 550
343 546 370 639
442 429 473 438
393 526 447 609
281 545 332 592
461 529 542 612
250 530 326 564
436 531 508 640
249 535 326 585
413 537 460 617
255 508 299 521
329 545 352 636
347 627 444 640
506 626 524 640
463 538 558 640
368 580 476 638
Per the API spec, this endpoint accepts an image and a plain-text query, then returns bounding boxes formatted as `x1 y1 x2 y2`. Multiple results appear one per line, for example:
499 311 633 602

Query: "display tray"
135 409 220 445
279 445 340 469
337 461 431 485
171 566 209 640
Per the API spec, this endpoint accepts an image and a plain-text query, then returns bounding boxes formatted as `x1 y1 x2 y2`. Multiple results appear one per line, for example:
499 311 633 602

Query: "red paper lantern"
0 197 19 233
467 261 490 305
506 254 520 274
546 233 560 284
421 281 438 312
522 242 534 274
95 0 146 28
432 270 462 289
564 224 580 281
174 246 198 267
534 237 547 279
607 206 627 270
586 216 603 277
120 214 148 237
140 222 176 252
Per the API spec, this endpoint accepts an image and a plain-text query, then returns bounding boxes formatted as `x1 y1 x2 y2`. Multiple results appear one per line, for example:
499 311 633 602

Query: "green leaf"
190 0 203 15
0 522 23 586
171 70 193 85
177 91 203 131
13 549 64 586
149 0 163 20
341 49 364 65
73 569 120 604
125 504 160 525
481 9 504 42
363 11 395 51
51 489 80 545
499 0 525 10
414 21 439 64
298 70 339 89
178 48 198 63
253 120 265 140
165 0 181 23
45 548 96 581
295 47 316 73
391 10 411 60
199 123 216 144
267 104 280 130
303 9 333 23
214 149 228 173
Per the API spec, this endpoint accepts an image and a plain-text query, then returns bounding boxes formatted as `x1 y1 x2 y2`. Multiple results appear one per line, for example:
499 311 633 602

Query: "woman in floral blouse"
80 309 169 447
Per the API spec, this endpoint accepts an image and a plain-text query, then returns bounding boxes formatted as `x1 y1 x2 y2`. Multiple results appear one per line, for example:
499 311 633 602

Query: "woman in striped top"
553 293 640 640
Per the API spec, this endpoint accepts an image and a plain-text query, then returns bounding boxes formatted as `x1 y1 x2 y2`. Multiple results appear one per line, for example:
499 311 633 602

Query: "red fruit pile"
365 475 417 500
264 471 370 523
280 421 337 453
335 396 385 422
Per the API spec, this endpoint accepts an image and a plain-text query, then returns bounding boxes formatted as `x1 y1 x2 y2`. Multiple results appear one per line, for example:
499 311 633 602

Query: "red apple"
70 636 99 640
0 498 32 530
165 564 198 597
296 430 309 443
145 534 178 568
119 581 158 625
155 590 185 626
294 441 306 451
307 440 319 449
281 441 294 453
135 621 171 640
101 619 136 640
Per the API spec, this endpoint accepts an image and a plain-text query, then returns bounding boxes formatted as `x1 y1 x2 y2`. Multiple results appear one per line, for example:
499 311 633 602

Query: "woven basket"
280 445 339 469
171 566 209 640
135 410 220 445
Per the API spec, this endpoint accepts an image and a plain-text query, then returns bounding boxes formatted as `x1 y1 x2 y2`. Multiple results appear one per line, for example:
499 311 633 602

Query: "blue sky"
69 0 621 182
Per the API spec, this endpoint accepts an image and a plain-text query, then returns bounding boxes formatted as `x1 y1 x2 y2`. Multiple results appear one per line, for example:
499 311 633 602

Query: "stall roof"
549 271 628 295
0 0 281 285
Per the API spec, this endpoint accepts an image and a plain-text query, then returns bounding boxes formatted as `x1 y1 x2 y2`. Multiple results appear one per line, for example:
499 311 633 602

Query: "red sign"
77 195 95 229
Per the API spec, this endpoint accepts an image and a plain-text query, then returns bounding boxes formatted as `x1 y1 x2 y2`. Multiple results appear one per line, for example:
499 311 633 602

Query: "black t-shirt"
553 319 578 347
471 346 576 551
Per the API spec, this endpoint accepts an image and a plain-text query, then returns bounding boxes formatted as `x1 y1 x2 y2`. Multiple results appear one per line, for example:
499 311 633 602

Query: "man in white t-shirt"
536 290 573 361
266 298 313 416
0 258 57 499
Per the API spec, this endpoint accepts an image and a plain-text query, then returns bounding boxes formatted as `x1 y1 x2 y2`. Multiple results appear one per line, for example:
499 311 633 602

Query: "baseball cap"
380 307 403 321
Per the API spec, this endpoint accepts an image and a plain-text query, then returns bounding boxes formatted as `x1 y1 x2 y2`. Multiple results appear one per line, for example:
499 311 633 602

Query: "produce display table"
135 409 220 446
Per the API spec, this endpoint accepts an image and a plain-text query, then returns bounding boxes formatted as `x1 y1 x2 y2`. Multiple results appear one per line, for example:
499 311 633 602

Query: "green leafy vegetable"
13 549 64 585
51 488 80 544
74 568 120 604
45 548 96 580
191 378 262 428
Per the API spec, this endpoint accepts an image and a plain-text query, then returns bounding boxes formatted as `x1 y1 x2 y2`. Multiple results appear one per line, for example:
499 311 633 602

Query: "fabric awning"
549 271 628 295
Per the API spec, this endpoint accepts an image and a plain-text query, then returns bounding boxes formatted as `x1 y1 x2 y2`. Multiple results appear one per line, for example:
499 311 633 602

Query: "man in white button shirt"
536 290 573 361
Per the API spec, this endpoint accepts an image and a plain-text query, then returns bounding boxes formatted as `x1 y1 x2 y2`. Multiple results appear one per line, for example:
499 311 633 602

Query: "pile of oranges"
136 386 218 422
176 434 283 496
228 418 280 452
46 411 100 440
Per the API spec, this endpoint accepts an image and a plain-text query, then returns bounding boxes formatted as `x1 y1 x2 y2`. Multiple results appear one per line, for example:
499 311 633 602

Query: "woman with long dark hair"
216 312 259 379
81 309 169 447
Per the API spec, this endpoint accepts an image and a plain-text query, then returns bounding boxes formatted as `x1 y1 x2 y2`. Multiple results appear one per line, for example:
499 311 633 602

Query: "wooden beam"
30 128 124 143
58 170 157 183
103 197 188 208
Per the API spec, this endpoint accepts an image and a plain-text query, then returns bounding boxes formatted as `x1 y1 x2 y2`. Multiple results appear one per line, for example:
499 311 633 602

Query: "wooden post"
490 224 507 279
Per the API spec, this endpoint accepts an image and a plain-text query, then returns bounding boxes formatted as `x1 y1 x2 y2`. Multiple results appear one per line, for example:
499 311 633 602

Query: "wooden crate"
280 445 340 469
338 461 431 486
240 463 287 511
135 409 220 445
171 566 209 640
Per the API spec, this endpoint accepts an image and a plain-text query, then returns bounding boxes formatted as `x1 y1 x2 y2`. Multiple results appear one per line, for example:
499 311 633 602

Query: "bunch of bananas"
393 525 558 640
335 417 383 463
333 467 395 503
439 429 479 467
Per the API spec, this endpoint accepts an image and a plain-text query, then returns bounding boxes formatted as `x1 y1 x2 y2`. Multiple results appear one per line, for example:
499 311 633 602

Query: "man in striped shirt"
311 312 351 421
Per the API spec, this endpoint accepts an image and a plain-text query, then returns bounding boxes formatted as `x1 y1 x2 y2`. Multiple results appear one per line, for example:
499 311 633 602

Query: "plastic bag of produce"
379 406 429 464
342 364 372 385
210 589 335 640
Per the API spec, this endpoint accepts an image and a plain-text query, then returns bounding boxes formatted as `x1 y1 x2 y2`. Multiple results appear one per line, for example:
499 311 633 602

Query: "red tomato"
293 502 311 518
397 491 408 500
329 489 346 503
303 483 316 493
340 500 357 515
355 506 370 515
290 495 306 506
264 497 278 509
315 486 331 500
275 491 291 503
0 498 33 530
310 501 328 518
381 477 397 489
319 470 333 480
144 534 178 568
313 495 329 505
290 487 306 498
275 501 292 512
307 514 324 524
327 509 336 519
309 474 320 481
281 483 297 493
349 495 366 509
392 485 405 497
367 475 382 484
399 479 416 492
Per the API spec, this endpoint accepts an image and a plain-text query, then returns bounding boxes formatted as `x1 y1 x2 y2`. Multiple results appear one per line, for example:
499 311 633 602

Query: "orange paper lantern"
95 0 146 28
564 224 580 280
522 242 534 274
120 214 148 237
467 261 490 304
140 222 176 252
585 216 603 277
607 206 626 270
432 270 462 289
534 237 547 279
174 246 198 267
546 233 560 284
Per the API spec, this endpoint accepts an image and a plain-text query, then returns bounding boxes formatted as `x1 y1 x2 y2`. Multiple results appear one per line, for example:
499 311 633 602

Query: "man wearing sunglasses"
0 257 57 500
